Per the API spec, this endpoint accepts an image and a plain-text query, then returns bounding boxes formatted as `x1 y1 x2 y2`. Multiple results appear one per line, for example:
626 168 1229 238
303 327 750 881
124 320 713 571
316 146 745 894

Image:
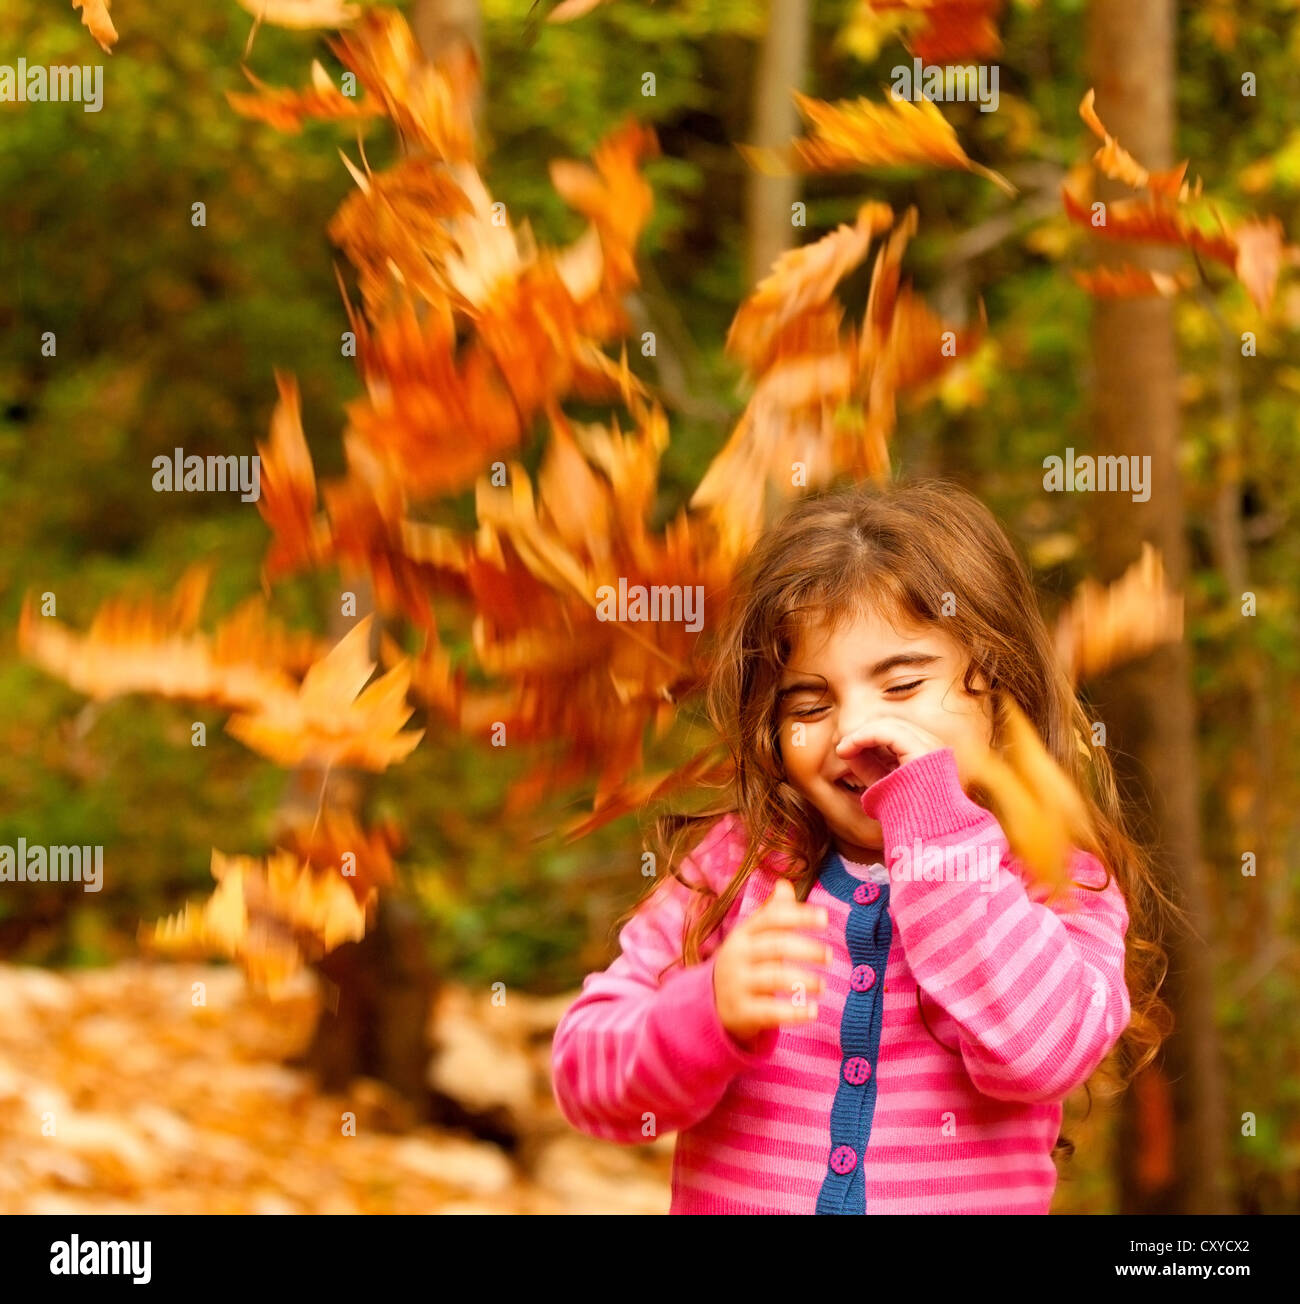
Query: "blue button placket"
815 850 892 1215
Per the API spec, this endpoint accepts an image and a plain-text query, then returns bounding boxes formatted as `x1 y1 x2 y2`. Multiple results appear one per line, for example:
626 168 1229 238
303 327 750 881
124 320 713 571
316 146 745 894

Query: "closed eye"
885 680 924 695
791 703 829 718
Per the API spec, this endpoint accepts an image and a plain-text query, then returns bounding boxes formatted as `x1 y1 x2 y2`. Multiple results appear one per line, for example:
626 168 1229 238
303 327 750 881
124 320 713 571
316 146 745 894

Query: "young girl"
550 479 1173 1214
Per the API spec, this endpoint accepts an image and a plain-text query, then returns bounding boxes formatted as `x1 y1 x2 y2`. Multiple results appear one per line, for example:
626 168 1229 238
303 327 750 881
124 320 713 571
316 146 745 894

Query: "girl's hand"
713 878 831 1046
835 717 947 788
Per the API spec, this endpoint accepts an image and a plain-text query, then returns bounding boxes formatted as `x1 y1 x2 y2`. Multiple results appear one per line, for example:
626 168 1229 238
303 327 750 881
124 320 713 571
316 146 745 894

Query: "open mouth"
833 751 899 795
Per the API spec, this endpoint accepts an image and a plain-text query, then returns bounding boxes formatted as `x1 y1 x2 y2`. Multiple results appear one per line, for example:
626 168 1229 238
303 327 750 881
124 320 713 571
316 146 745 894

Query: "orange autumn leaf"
274 807 402 904
1062 187 1238 268
146 848 371 995
1233 216 1291 316
725 201 894 375
1078 88 1198 201
859 1 1005 61
1054 544 1184 684
694 206 888 550
1071 265 1193 298
226 60 384 133
256 371 330 579
548 119 661 295
330 8 479 162
323 465 474 629
226 615 424 771
327 154 474 315
326 113 659 504
71 0 116 52
1068 92 1297 312
739 90 1014 196
16 567 318 709
695 205 976 560
429 396 732 810
342 294 524 498
953 695 1095 895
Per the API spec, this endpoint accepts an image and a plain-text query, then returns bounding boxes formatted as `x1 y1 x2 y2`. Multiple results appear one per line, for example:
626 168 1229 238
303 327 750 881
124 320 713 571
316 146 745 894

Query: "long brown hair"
633 477 1176 1096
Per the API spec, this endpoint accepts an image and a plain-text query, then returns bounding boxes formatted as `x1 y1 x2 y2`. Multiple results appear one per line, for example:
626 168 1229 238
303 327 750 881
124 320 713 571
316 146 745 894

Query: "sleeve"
549 817 781 1144
861 747 1132 1105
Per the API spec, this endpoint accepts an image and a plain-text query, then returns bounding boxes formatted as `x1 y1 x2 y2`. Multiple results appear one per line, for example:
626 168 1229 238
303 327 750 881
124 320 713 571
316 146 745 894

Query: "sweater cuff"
859 746 995 849
658 952 781 1070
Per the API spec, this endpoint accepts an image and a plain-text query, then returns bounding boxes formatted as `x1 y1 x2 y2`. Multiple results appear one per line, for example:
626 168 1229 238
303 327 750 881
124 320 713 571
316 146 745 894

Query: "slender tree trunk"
745 0 810 288
1085 0 1228 1213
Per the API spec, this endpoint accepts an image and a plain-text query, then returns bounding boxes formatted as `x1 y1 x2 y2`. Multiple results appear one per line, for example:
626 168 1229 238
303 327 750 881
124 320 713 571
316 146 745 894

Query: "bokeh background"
0 0 1297 1214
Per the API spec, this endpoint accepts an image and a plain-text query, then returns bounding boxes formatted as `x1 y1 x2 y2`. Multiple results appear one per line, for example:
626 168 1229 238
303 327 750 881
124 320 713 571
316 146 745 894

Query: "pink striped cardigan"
550 747 1132 1214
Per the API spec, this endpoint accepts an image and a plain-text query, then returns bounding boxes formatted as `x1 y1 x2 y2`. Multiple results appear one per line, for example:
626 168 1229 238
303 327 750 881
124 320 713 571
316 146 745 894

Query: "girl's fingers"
739 996 820 1030
746 963 824 999
837 717 913 754
747 903 829 934
837 717 943 765
748 932 834 967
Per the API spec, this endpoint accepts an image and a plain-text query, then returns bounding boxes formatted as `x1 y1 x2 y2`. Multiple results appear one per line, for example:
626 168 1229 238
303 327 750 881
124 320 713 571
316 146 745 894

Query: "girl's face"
775 605 995 862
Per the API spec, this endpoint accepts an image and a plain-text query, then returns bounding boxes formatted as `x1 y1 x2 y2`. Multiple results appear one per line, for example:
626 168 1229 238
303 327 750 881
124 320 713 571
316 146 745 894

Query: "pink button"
850 964 876 991
830 1145 857 1174
854 882 881 905
844 1056 872 1085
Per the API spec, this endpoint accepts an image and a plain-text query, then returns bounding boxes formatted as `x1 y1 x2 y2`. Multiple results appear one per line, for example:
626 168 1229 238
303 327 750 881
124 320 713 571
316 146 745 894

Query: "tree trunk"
745 0 810 288
1085 0 1228 1213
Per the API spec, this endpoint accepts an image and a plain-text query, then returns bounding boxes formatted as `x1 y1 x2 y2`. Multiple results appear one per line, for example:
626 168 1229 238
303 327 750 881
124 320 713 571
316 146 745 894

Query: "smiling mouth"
836 777 867 794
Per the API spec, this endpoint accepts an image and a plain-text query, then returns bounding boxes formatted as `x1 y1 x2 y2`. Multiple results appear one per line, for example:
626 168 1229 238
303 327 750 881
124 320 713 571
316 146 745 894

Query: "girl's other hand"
713 878 831 1046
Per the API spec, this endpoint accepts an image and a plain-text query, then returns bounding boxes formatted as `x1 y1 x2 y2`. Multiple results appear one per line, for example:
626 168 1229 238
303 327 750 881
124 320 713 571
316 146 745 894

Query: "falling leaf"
953 696 1095 894
725 201 894 375
857 0 1005 61
1078 89 1197 201
695 205 977 558
548 120 660 295
324 464 473 629
739 90 1014 196
1053 544 1184 684
330 9 479 162
225 615 424 771
327 155 474 314
342 294 524 498
71 0 117 53
1233 216 1289 315
1067 93 1296 312
1062 186 1236 266
227 60 383 133
256 371 329 579
1071 265 1192 297
146 848 371 994
17 567 313 709
274 808 402 904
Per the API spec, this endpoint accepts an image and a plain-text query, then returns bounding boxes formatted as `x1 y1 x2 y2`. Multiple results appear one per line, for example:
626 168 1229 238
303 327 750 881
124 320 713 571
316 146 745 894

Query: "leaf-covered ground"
0 959 1116 1213
0 961 673 1214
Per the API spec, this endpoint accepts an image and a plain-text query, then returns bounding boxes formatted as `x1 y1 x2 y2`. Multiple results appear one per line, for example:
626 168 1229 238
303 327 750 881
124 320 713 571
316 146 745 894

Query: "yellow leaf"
953 696 1094 893
225 615 424 771
71 0 117 53
739 91 1014 196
